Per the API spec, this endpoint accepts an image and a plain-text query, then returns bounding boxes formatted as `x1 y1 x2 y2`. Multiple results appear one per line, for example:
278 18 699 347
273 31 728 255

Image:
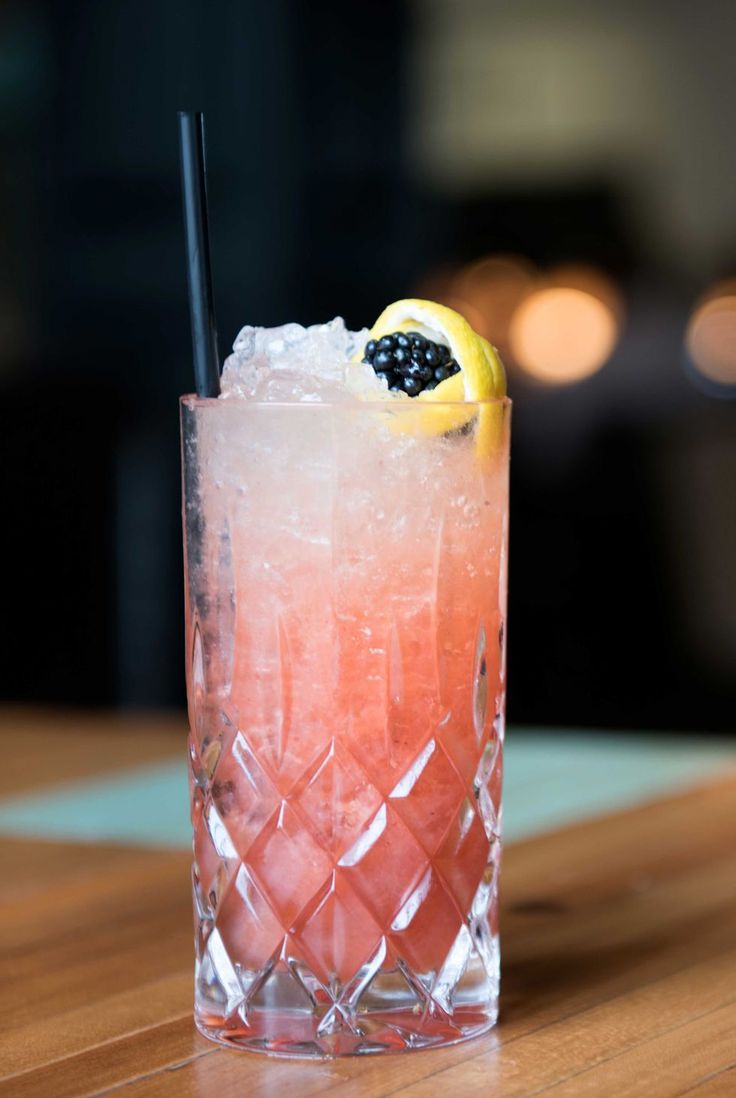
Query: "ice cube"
232 326 256 356
220 316 402 403
251 370 351 404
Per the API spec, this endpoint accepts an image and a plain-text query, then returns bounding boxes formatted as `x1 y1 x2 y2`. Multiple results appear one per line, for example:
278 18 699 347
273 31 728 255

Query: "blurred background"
0 0 734 731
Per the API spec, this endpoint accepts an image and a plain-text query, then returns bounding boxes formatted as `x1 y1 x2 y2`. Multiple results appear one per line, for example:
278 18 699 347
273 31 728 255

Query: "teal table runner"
0 730 733 848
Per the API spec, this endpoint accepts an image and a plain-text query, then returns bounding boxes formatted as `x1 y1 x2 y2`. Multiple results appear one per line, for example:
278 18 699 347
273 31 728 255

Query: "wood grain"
1 719 736 1097
684 1066 736 1096
0 708 184 796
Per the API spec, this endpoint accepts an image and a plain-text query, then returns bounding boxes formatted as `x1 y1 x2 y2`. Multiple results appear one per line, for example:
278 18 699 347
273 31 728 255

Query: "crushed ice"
220 317 407 402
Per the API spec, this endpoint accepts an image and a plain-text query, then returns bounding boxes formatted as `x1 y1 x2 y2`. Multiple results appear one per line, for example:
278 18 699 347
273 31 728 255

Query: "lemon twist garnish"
355 298 507 455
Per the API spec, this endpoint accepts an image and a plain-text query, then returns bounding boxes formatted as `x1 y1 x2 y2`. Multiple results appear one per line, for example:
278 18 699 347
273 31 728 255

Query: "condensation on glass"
181 396 510 1058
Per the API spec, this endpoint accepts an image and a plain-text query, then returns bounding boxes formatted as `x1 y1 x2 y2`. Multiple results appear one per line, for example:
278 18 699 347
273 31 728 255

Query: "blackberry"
362 330 461 396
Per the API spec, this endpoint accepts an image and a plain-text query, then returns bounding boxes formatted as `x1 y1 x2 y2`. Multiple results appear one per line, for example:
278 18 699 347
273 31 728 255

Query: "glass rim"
180 394 512 410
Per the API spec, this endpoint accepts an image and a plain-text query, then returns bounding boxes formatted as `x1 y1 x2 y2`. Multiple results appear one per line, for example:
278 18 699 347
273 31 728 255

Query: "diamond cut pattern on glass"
193 790 239 917
246 801 333 927
291 870 383 986
489 724 504 817
435 797 491 916
309 935 390 1055
192 688 504 1052
469 856 501 979
232 606 335 797
389 865 464 977
216 863 285 974
209 730 280 858
389 737 467 856
204 800 238 861
474 736 502 840
293 739 382 860
190 593 505 1051
432 924 473 1014
190 703 234 791
201 926 245 1016
338 803 428 928
343 610 446 798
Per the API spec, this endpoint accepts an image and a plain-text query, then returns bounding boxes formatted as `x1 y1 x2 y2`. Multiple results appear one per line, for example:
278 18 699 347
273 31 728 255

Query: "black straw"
178 111 220 398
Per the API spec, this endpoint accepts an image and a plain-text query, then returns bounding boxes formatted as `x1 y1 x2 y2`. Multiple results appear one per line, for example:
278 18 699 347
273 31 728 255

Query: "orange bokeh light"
413 254 537 346
414 257 622 382
451 254 537 348
509 287 619 384
435 295 491 340
547 263 624 318
686 279 736 387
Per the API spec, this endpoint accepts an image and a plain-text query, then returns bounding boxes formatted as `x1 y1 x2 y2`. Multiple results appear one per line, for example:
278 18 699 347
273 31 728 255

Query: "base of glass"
194 924 500 1058
195 1004 497 1059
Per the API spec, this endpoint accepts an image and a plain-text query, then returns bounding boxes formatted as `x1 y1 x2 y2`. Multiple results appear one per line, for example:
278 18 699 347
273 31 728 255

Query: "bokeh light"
435 295 490 340
546 263 624 319
686 279 736 388
509 286 619 384
413 254 537 345
415 257 622 383
451 254 537 349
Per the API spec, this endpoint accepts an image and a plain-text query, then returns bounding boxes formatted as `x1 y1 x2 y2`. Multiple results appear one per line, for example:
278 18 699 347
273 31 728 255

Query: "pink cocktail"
182 320 510 1057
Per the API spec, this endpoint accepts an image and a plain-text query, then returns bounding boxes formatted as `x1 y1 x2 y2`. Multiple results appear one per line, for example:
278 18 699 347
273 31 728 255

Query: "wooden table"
1 711 736 1097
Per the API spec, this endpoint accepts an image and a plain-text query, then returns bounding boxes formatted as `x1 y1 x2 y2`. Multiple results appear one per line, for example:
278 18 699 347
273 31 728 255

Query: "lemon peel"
356 298 507 454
